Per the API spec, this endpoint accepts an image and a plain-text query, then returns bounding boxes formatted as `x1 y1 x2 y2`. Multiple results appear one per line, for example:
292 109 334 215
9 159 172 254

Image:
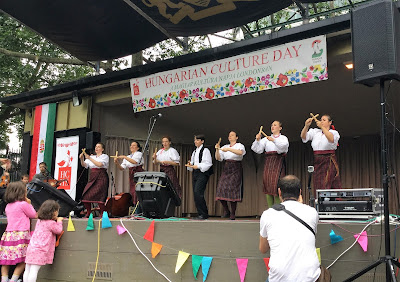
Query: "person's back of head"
5 181 27 203
279 175 301 200
37 200 60 220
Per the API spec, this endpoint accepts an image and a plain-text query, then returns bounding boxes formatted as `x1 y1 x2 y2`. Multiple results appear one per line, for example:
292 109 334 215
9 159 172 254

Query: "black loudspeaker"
86 131 101 151
27 179 78 217
351 0 400 86
134 172 181 218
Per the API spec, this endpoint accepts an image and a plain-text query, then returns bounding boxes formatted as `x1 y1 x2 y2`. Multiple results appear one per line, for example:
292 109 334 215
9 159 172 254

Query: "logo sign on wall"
130 35 327 112
54 136 79 200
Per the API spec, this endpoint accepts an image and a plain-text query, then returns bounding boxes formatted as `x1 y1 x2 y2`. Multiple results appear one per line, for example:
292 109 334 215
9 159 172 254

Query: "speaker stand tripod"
344 79 400 281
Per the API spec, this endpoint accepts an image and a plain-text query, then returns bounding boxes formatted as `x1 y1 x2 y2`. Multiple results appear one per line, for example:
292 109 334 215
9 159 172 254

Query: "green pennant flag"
86 213 94 231
192 255 203 280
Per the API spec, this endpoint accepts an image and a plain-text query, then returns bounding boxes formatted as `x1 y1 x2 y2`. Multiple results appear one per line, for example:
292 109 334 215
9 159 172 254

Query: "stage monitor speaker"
27 179 78 217
86 131 101 151
134 172 181 218
351 0 400 86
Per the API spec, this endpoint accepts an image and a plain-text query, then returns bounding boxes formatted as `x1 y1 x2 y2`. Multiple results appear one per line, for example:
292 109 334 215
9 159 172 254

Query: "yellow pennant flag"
175 251 190 273
67 215 75 232
316 248 321 264
151 242 163 258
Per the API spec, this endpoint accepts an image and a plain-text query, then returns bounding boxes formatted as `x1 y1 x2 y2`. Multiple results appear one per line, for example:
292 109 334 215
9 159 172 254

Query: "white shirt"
84 154 109 169
217 143 246 162
156 147 180 164
187 144 212 173
251 134 289 154
302 128 339 151
260 201 320 282
121 151 143 169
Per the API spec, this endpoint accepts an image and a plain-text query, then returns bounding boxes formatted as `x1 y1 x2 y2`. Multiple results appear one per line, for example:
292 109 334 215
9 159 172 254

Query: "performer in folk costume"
251 121 289 208
301 114 341 190
215 131 246 220
152 136 182 197
114 141 144 204
79 142 109 218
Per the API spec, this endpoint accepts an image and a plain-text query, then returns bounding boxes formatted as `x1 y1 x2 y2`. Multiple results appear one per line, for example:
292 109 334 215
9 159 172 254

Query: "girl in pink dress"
0 181 37 282
23 200 63 282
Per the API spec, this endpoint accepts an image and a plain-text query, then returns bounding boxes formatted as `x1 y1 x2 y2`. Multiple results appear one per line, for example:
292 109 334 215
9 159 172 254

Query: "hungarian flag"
29 103 56 180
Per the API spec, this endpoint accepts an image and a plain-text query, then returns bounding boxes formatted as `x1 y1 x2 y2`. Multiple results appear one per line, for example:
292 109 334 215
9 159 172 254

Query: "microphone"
151 113 162 118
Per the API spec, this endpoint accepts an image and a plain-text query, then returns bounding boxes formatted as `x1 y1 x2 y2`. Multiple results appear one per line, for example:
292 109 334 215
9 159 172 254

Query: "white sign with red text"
54 136 79 200
130 36 327 112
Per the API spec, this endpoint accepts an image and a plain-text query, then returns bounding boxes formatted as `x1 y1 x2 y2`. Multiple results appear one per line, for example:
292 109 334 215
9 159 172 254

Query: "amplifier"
317 188 383 219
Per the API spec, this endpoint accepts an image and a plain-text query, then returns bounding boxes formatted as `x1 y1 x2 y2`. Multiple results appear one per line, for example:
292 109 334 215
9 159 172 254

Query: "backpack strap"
271 204 315 236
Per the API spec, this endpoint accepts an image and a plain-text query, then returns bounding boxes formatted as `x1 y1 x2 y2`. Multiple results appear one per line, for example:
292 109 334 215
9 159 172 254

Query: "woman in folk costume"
251 121 289 208
114 141 144 204
152 136 182 197
301 114 341 189
79 142 109 218
215 131 246 220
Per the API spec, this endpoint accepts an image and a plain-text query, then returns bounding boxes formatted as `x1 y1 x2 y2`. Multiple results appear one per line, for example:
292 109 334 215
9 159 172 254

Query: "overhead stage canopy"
1 0 327 61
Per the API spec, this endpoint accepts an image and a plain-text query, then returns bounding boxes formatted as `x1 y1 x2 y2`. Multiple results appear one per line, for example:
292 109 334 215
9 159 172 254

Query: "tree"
0 12 128 150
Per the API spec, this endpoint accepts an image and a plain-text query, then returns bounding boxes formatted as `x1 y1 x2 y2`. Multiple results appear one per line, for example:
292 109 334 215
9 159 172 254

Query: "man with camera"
259 175 321 281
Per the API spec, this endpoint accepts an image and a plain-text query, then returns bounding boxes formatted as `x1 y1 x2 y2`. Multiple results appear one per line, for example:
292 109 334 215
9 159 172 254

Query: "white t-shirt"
121 151 143 169
156 147 180 164
260 201 320 282
251 134 289 154
302 128 339 151
187 145 212 173
218 143 246 162
84 154 109 169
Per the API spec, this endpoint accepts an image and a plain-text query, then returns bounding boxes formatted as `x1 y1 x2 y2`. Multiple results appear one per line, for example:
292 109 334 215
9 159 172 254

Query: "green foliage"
0 12 95 149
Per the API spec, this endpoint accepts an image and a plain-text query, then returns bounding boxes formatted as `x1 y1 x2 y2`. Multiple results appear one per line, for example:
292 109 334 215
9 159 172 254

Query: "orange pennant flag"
151 242 163 258
143 220 155 242
263 258 270 272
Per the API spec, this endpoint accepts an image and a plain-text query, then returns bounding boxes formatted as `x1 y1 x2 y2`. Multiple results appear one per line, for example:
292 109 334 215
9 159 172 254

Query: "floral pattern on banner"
132 64 327 112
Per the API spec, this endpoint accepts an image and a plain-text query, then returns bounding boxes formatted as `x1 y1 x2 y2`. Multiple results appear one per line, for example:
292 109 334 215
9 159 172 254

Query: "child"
23 200 63 282
0 181 37 282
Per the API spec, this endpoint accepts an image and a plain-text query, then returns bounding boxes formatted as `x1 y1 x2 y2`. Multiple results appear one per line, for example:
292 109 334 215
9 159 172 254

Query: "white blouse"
156 147 180 164
302 128 340 151
121 151 143 169
187 144 212 173
84 154 109 169
251 134 289 154
218 143 246 162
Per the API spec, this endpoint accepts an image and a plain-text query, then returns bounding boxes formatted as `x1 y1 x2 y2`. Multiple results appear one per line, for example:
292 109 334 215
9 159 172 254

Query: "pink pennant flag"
354 231 368 252
236 258 248 282
116 225 127 235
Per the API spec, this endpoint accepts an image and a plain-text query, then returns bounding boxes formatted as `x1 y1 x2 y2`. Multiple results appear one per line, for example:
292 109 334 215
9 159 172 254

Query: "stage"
1 217 398 281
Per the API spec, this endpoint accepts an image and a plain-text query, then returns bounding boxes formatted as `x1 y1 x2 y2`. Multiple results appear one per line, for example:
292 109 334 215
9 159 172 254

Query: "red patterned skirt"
263 152 286 196
82 168 109 204
129 166 144 204
160 165 182 197
313 150 342 190
216 160 243 202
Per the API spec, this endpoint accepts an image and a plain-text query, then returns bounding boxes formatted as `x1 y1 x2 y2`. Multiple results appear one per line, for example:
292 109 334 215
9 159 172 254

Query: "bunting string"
119 219 172 282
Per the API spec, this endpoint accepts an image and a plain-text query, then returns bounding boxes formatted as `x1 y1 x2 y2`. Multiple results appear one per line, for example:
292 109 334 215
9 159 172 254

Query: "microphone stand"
143 116 159 170
307 166 314 208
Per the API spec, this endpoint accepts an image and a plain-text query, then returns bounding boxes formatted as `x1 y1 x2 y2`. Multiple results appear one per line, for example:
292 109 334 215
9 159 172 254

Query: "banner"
54 136 79 200
29 103 56 179
130 35 327 112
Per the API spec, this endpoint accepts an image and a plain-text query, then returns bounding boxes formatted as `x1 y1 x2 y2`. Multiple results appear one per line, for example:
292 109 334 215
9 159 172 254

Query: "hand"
305 118 313 127
79 152 84 159
298 195 303 204
266 136 274 142
152 153 156 159
215 143 220 149
25 197 31 204
316 120 322 128
118 155 126 159
114 158 119 164
57 217 63 222
84 153 89 158
221 147 228 152
255 133 261 141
